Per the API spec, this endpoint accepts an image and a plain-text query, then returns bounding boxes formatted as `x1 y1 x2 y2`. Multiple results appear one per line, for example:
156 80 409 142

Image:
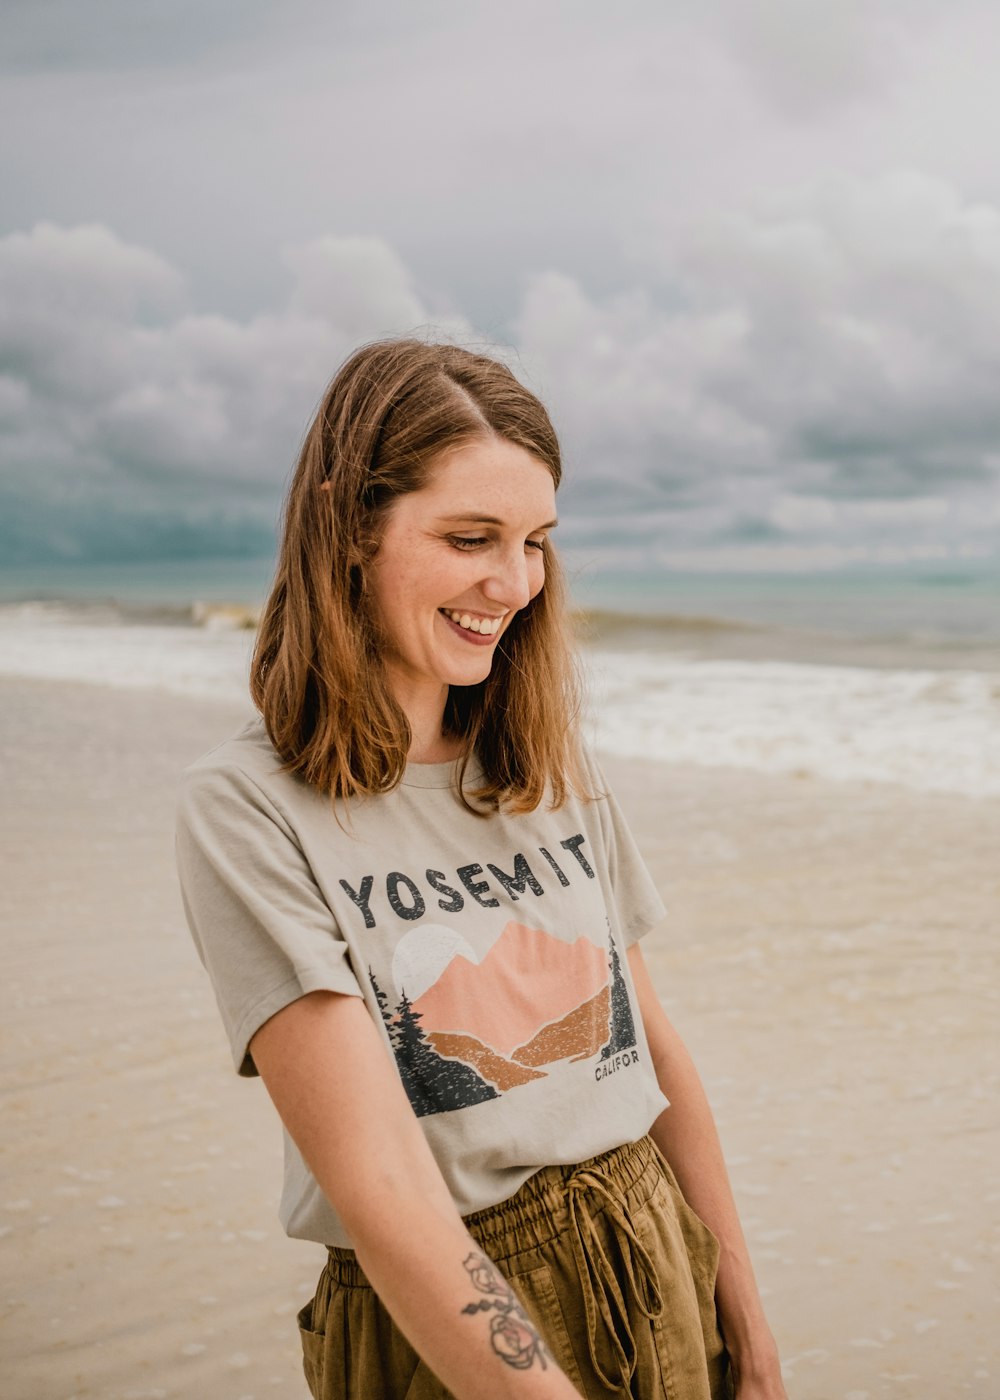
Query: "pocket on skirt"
675 1190 723 1296
299 1269 428 1400
297 1297 326 1399
649 1141 724 1295
634 1178 732 1400
503 1262 588 1394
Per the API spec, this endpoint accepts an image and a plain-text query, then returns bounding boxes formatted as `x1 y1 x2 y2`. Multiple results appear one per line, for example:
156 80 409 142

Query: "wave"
585 651 1000 799
0 597 260 630
190 601 261 630
1 607 998 797
572 608 759 639
0 604 256 704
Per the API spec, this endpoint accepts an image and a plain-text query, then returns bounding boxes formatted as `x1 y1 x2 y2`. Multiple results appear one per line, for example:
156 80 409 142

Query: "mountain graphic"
412 921 610 1060
427 1032 547 1090
510 984 611 1067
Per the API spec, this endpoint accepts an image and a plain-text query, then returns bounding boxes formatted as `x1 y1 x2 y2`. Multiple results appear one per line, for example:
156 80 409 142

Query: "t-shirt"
175 718 669 1247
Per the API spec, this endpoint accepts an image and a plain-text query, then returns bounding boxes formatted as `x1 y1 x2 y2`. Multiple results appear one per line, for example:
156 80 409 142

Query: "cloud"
683 171 1000 492
0 0 278 75
283 236 430 337
519 171 1000 556
7 0 1000 356
3 174 1000 567
515 272 767 503
714 0 894 119
0 223 466 561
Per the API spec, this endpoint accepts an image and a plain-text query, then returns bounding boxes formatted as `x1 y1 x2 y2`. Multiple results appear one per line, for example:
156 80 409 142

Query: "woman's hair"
250 338 583 814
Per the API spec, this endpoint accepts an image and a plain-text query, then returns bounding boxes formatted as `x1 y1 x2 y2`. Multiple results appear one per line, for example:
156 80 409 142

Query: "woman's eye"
448 534 547 553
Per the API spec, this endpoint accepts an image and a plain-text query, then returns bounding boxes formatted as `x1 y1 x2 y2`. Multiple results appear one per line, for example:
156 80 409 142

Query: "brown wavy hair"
250 339 583 813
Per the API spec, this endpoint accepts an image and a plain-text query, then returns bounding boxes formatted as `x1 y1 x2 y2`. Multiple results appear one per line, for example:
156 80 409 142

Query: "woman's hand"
735 1374 789 1399
730 1336 789 1398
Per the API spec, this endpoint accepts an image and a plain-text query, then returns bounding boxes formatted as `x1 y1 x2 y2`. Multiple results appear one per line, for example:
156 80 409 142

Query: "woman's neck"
394 679 466 765
407 730 466 765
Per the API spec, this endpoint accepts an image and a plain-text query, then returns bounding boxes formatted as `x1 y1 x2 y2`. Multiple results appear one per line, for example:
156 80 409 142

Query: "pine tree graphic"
392 990 500 1118
368 967 397 1048
600 932 638 1061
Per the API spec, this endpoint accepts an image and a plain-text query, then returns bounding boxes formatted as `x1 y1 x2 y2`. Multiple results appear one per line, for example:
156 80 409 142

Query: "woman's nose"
482 546 534 611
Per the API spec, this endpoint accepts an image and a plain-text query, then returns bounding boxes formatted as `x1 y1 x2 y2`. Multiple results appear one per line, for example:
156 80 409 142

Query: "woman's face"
369 435 557 713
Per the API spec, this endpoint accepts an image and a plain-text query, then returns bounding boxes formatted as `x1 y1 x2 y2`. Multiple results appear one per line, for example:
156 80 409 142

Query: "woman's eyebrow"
438 514 559 529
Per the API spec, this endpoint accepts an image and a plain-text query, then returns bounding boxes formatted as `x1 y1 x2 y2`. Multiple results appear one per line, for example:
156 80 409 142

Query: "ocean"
1 553 997 797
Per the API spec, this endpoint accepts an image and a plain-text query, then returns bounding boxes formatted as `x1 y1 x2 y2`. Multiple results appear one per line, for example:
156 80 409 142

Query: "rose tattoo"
460 1250 551 1372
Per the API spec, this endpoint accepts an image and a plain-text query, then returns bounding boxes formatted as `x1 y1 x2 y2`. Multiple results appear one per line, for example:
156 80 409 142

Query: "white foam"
1 607 997 797
0 606 254 705
585 650 1000 797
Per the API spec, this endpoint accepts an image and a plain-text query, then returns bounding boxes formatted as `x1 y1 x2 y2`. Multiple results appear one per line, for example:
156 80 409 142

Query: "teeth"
445 610 501 635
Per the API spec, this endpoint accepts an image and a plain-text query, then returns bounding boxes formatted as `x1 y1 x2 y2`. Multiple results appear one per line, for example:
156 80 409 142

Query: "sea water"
0 554 997 797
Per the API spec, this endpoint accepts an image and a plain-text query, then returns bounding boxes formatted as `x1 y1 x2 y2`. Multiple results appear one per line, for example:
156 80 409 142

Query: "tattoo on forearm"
460 1250 551 1372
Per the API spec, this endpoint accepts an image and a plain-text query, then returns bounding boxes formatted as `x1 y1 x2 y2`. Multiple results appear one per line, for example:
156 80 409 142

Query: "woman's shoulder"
183 715 276 784
179 716 308 825
573 737 609 796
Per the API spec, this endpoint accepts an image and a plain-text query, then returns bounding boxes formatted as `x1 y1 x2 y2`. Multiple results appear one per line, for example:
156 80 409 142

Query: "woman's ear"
319 480 331 493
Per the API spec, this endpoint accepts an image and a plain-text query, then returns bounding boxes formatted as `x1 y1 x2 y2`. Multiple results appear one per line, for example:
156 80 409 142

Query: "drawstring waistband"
325 1136 670 1393
566 1160 663 1391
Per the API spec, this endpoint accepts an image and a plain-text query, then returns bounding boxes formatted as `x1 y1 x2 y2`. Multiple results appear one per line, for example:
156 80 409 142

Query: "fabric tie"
565 1162 664 1392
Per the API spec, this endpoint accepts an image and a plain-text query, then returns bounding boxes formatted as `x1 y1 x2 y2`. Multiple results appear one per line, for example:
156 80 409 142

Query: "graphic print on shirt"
368 923 637 1119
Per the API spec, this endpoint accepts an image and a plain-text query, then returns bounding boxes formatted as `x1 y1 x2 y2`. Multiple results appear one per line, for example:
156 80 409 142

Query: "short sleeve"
175 760 363 1076
584 747 667 947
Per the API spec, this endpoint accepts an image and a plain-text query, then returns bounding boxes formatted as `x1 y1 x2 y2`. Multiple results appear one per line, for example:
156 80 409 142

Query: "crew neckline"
401 754 483 790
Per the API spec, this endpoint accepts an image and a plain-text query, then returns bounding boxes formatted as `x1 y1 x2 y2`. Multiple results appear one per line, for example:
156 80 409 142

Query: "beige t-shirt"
175 719 669 1247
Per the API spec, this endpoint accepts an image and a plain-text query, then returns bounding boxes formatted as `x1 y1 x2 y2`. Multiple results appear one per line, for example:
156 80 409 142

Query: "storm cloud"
2 1 999 565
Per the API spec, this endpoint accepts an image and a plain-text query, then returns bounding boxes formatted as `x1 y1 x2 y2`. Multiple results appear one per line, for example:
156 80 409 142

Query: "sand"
1 675 997 1400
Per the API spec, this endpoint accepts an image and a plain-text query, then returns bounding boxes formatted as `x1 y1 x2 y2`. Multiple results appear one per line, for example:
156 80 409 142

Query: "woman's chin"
440 652 497 688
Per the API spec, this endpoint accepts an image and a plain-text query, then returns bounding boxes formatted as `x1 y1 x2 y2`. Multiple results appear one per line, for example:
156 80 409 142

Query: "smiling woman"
250 339 581 813
175 339 786 1400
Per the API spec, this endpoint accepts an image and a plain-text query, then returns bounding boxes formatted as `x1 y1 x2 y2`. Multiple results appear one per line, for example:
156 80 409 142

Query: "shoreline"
4 588 1000 674
1 675 997 1399
1 625 998 799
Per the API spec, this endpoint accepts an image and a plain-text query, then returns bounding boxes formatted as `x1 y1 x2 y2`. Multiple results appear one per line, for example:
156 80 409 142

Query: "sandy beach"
1 674 997 1400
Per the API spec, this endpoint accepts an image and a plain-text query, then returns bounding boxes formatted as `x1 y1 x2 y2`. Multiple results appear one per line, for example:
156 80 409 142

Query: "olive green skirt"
298 1134 733 1399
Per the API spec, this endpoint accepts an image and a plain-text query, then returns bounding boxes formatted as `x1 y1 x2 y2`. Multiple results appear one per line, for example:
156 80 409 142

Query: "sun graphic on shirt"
390 924 479 1001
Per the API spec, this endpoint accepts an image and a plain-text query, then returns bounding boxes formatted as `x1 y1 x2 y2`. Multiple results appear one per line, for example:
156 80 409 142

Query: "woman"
176 339 787 1399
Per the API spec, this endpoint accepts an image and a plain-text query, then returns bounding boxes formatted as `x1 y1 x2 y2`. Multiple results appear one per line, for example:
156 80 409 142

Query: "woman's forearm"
347 1189 582 1400
251 991 581 1400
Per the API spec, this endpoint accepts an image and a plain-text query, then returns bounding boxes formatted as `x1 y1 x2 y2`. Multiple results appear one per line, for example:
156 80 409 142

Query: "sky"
2 0 1000 570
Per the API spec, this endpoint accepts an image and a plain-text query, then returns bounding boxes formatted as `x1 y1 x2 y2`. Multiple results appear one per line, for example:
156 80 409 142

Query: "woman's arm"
627 943 788 1399
250 990 583 1400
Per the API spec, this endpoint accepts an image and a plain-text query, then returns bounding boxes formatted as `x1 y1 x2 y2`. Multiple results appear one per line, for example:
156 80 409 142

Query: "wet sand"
1 676 997 1399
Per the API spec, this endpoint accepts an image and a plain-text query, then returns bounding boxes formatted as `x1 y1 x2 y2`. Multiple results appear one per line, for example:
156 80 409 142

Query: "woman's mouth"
439 608 504 644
